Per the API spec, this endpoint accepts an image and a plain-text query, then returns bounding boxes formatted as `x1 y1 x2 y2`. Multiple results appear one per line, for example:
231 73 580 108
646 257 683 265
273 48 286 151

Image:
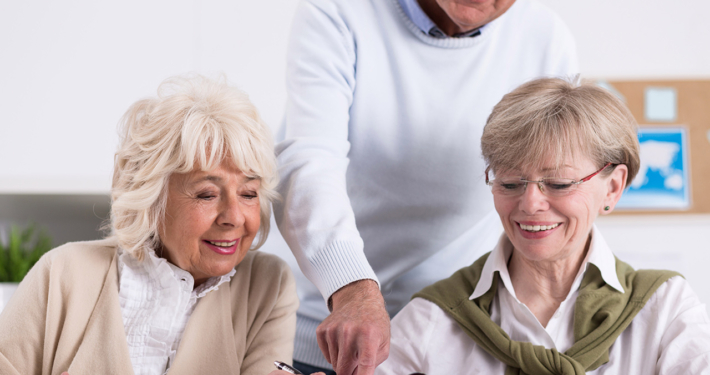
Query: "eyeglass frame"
484 162 615 196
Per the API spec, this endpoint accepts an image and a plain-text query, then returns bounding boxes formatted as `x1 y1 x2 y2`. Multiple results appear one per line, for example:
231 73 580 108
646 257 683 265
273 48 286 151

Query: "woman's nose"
217 194 246 228
518 181 549 214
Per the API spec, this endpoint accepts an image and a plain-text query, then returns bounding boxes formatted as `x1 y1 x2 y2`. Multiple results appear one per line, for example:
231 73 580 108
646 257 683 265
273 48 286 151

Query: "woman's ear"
601 164 628 214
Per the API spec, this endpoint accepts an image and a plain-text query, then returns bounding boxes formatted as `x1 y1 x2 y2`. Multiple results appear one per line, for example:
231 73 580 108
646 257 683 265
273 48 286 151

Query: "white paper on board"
645 87 677 122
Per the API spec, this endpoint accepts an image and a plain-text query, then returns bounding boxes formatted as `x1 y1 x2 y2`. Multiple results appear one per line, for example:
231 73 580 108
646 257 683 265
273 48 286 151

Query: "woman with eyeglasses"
376 77 710 374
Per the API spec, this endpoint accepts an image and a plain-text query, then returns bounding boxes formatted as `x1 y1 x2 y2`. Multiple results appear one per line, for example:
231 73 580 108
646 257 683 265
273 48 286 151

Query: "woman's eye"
197 193 217 200
241 191 258 200
500 182 522 190
545 182 573 190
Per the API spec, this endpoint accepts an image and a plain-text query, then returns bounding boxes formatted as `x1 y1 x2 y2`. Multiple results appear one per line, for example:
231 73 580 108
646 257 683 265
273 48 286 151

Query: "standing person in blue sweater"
269 0 579 374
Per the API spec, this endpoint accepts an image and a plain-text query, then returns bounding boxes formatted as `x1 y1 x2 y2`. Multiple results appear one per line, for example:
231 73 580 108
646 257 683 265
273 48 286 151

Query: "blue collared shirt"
397 0 483 38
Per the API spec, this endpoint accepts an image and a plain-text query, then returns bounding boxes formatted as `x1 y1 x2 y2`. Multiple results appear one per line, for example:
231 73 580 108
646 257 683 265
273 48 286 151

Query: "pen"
273 361 304 374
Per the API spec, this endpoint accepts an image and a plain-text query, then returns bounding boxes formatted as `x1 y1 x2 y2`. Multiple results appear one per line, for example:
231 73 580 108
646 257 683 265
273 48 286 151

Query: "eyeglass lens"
491 178 578 197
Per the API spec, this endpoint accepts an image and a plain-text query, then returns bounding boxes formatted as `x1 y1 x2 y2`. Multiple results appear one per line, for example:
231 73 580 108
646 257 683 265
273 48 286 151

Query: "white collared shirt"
117 249 235 375
377 227 710 374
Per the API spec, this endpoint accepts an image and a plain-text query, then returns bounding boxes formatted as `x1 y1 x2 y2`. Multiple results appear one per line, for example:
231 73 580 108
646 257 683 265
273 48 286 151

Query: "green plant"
0 223 53 282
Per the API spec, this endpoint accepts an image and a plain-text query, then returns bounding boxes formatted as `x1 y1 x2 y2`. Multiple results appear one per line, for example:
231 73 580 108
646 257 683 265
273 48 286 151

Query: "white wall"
539 0 710 79
1 1 709 309
0 0 298 193
596 214 710 310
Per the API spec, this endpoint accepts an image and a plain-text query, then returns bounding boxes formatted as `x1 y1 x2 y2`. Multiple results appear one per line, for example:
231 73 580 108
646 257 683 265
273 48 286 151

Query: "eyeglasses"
485 162 614 197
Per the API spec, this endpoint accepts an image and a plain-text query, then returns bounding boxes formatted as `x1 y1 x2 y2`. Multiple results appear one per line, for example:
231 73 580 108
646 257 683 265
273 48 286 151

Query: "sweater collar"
470 225 624 301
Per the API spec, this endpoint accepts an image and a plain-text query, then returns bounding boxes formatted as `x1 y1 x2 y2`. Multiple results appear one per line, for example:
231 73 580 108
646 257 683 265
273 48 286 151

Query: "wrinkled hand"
317 279 390 375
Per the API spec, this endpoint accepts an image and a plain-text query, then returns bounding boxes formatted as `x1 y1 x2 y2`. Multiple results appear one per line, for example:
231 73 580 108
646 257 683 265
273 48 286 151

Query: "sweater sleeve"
274 0 378 302
0 253 52 375
240 254 300 375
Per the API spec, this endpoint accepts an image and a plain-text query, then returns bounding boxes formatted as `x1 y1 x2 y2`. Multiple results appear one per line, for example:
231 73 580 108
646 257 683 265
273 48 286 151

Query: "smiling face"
492 155 627 265
419 0 516 35
159 159 261 286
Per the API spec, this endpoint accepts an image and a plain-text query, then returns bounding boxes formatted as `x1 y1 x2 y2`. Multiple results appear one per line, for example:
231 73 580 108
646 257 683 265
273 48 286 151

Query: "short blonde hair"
110 75 277 260
481 77 640 185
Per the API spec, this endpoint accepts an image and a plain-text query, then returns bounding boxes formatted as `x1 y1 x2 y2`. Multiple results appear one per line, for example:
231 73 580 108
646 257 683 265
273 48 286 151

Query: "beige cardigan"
0 239 299 375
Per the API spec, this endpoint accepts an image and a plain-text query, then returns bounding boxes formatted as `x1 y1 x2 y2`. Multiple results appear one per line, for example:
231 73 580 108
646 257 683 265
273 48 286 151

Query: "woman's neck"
508 236 591 327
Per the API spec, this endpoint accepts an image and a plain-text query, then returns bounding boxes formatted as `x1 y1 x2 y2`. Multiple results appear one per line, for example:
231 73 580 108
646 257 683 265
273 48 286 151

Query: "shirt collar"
397 0 485 38
470 225 624 301
584 226 625 293
118 248 236 298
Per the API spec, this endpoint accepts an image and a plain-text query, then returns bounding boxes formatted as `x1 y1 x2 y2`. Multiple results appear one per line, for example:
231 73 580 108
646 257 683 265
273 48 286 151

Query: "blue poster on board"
617 127 690 210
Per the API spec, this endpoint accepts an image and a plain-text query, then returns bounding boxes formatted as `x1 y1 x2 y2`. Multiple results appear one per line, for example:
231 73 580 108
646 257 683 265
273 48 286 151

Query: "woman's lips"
202 239 239 255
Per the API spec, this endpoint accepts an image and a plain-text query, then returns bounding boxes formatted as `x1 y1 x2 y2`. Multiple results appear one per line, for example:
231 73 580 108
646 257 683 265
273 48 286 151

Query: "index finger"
352 329 382 375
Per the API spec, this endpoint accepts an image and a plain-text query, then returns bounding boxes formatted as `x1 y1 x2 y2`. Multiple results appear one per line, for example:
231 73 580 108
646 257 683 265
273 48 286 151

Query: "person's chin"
220 249 248 271
201 263 236 279
452 16 485 29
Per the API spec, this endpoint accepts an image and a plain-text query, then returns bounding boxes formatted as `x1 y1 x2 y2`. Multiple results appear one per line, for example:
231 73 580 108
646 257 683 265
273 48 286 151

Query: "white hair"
109 75 277 260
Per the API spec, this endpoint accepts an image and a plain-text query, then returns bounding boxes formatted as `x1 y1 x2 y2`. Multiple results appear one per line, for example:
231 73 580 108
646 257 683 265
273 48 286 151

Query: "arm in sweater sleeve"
0 254 52 375
274 0 378 302
241 254 300 375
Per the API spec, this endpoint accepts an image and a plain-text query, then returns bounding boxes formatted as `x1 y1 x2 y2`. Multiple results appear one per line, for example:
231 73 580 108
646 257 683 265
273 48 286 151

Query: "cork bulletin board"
605 80 710 214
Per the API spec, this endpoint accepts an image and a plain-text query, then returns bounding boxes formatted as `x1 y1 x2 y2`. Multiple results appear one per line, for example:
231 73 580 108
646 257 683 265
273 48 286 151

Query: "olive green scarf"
413 252 680 375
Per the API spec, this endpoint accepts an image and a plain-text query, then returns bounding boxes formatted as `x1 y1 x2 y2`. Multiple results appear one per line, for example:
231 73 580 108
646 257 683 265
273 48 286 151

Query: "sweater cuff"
303 240 379 302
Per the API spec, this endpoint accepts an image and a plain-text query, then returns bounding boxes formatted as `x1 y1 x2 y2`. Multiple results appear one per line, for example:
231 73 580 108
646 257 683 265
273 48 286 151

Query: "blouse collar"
118 247 235 298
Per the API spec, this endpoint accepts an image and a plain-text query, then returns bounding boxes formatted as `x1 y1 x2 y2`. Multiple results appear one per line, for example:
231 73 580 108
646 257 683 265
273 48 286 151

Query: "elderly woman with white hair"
377 78 710 374
0 76 300 375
